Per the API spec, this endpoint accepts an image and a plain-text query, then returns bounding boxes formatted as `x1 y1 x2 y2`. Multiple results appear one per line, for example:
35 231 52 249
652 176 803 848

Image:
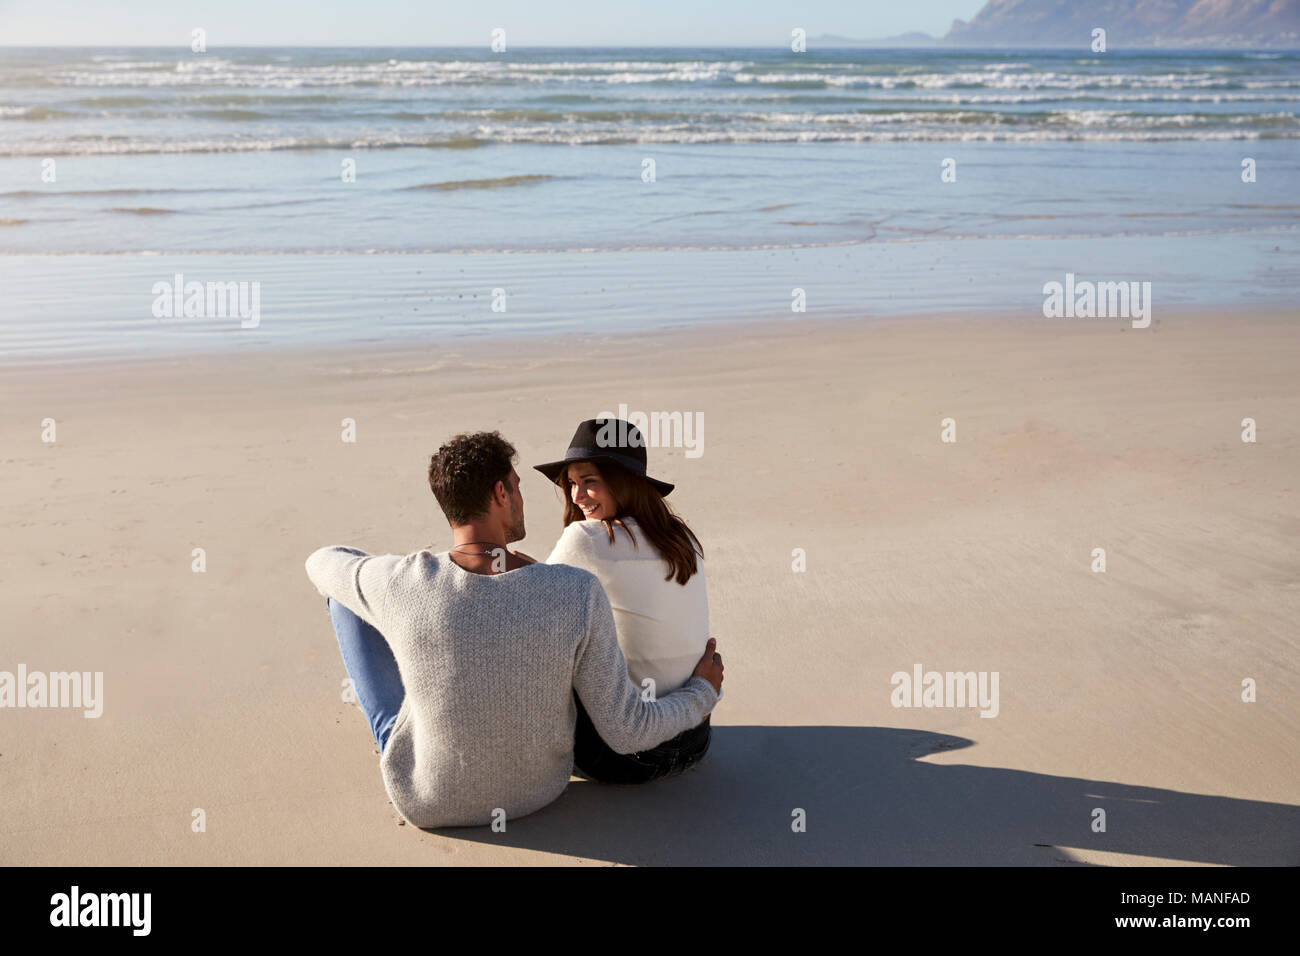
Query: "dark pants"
572 691 712 784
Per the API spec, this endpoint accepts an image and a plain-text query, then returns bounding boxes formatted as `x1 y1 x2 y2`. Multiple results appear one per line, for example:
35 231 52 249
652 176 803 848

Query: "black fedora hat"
534 419 675 497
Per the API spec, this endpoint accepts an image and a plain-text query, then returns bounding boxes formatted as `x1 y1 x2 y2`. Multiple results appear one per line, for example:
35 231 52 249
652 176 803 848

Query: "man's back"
306 546 719 828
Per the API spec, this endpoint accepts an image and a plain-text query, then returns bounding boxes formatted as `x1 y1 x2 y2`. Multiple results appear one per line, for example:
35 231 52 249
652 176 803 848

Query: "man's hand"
692 637 723 694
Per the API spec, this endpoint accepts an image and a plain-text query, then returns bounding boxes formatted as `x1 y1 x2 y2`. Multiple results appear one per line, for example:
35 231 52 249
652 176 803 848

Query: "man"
305 431 723 829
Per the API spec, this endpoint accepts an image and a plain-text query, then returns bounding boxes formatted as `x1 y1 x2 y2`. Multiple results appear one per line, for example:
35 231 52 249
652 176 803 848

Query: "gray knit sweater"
305 546 721 828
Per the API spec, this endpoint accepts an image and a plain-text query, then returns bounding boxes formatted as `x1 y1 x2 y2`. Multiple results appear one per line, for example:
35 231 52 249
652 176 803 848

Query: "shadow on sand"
429 726 1300 865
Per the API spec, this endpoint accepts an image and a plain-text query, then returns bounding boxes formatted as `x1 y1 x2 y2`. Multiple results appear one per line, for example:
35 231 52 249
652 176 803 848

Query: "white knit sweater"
305 546 720 829
545 517 710 698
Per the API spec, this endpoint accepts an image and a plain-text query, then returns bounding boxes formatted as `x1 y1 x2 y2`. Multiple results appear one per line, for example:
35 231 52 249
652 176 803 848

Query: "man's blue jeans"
329 599 405 752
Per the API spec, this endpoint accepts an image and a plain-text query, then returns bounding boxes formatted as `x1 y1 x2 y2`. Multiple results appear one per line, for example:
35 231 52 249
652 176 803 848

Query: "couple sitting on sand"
304 419 724 829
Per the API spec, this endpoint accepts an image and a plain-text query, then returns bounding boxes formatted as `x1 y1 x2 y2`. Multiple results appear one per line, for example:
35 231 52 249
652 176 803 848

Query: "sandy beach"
2 308 1297 866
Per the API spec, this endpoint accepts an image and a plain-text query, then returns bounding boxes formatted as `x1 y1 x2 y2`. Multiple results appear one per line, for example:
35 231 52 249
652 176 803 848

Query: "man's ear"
492 479 508 507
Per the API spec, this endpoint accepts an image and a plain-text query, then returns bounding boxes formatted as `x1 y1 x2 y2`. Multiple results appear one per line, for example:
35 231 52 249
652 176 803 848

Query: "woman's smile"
568 463 618 520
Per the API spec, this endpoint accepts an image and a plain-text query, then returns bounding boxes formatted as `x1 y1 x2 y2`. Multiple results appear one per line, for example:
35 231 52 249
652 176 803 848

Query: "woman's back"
546 516 709 696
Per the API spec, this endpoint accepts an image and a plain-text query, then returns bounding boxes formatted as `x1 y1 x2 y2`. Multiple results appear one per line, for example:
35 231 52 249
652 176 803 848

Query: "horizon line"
2 42 1296 50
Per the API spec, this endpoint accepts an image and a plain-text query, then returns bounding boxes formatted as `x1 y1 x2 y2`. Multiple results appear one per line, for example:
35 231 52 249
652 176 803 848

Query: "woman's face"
566 462 618 521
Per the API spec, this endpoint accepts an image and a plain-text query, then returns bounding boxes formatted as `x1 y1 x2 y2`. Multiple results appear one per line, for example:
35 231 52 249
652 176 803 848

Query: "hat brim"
533 458 674 498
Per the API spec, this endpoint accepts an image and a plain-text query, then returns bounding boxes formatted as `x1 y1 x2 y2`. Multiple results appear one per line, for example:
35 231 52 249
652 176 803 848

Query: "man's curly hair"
427 431 518 525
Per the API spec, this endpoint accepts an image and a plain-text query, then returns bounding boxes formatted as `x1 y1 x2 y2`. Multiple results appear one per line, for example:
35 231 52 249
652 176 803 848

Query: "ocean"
1 46 1297 361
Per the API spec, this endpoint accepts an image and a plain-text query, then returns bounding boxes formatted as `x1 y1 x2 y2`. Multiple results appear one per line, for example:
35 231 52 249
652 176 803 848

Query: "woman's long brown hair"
560 460 702 584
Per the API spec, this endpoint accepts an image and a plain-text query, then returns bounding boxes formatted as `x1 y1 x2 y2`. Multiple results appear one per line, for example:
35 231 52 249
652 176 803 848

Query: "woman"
534 418 712 784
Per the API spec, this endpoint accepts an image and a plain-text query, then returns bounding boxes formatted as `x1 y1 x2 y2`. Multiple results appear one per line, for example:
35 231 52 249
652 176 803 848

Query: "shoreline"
3 220 1297 365
1 302 1291 376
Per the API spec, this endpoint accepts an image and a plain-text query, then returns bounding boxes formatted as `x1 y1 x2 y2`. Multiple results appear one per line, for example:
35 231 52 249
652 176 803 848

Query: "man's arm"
304 546 403 632
571 577 721 754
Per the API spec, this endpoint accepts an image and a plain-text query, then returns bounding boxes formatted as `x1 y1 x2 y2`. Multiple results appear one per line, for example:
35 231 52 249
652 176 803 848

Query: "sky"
0 0 988 46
